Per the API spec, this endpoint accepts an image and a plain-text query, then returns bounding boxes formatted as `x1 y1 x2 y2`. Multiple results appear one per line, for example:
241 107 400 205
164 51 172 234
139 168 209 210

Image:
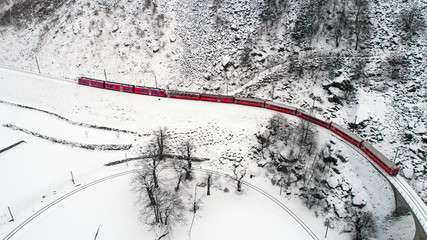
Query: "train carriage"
234 97 265 107
78 77 104 88
150 88 167 97
105 81 134 93
330 123 364 147
265 101 297 115
134 86 150 95
200 94 234 103
134 86 167 97
297 110 331 129
169 90 200 100
78 78 90 85
361 142 400 176
75 76 401 177
122 83 135 93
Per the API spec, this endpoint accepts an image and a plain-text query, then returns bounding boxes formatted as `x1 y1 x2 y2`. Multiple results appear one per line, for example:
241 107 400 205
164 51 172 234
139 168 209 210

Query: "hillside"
0 0 426 232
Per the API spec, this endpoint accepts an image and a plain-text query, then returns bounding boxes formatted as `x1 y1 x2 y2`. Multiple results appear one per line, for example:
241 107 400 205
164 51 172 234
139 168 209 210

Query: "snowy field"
0 67 414 239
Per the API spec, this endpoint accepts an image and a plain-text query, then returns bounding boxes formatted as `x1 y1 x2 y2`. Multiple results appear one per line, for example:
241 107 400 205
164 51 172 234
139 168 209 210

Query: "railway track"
2 170 135 240
2 168 320 240
391 176 427 227
195 168 320 240
1 64 425 237
332 134 427 233
0 65 75 84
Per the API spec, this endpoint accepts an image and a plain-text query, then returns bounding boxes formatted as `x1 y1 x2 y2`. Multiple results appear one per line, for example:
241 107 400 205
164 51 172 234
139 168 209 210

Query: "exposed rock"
326 177 339 188
413 124 426 135
328 94 342 105
324 156 338 165
334 203 348 218
112 25 119 32
352 194 367 208
402 167 414 180
221 55 231 68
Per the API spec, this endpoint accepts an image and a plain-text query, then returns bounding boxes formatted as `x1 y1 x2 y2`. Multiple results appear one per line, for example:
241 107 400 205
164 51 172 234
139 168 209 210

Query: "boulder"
326 177 339 188
402 167 414 180
352 194 367 208
221 55 231 68
413 124 426 135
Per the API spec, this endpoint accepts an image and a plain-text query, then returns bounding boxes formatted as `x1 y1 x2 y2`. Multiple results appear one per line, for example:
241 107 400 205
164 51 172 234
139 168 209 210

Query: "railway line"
1 65 426 238
332 134 427 236
2 168 320 240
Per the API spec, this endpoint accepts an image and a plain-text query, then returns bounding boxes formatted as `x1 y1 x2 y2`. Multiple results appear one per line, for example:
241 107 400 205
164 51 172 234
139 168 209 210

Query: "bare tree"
179 139 195 180
171 158 188 192
354 0 370 50
353 211 377 240
207 174 212 196
399 2 426 41
144 144 162 188
233 164 246 192
132 127 187 238
297 119 318 156
255 131 270 158
152 127 169 161
133 168 186 237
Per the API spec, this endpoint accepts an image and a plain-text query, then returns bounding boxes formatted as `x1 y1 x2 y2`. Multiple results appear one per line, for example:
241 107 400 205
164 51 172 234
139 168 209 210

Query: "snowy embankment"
0 67 337 239
0 67 415 239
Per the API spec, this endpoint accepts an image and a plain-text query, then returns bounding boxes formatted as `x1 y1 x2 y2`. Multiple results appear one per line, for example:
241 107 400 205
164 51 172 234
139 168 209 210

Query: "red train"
77 77 400 176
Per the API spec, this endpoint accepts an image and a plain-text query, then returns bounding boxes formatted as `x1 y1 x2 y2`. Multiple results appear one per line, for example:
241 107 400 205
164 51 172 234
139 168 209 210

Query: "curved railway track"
332 134 427 232
1 65 425 237
2 170 135 240
2 168 320 240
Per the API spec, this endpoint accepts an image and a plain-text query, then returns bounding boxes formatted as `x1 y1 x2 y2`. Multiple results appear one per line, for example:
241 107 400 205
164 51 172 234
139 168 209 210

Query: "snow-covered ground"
0 67 416 239
0 67 328 239
0 0 425 207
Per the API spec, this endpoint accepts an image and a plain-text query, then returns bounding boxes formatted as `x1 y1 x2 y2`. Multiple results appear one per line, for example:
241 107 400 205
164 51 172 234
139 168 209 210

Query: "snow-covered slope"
0 64 414 240
0 0 425 237
0 2 425 196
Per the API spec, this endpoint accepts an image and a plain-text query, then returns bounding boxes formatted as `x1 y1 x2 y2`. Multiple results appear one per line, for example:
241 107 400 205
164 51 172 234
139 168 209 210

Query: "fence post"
35 56 40 73
8 207 14 222
70 171 75 184
103 69 107 82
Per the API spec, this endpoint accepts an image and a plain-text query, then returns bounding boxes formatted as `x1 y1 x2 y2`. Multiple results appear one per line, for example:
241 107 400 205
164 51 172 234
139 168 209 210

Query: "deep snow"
0 67 416 239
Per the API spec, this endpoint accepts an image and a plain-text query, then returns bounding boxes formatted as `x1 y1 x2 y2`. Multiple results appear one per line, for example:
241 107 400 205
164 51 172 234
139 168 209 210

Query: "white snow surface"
0 67 415 239
0 68 329 239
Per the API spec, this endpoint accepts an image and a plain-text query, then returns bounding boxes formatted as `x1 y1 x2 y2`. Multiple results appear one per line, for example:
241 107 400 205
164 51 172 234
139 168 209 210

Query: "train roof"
201 93 234 98
234 97 265 102
134 85 165 91
265 101 297 110
362 142 398 169
105 81 134 87
168 90 200 95
331 122 363 142
79 76 104 82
